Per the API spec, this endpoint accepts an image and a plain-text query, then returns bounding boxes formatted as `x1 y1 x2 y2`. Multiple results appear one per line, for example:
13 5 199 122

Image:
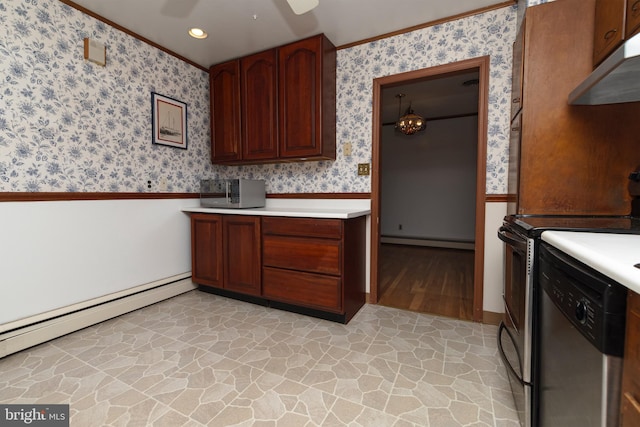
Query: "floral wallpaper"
217 5 518 194
1 0 517 195
0 0 212 193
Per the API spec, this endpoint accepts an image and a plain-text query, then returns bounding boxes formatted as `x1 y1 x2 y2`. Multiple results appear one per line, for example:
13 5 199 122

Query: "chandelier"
395 93 426 135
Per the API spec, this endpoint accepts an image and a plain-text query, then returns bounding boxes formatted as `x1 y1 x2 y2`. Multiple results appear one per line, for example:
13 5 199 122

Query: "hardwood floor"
378 243 474 321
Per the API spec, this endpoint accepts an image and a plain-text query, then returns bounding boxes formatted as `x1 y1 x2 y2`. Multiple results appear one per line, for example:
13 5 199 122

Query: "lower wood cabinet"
189 212 366 323
621 290 640 425
262 216 366 323
190 213 261 296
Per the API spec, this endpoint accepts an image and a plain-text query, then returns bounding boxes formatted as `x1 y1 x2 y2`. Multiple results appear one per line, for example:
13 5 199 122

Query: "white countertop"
181 198 371 219
542 231 640 294
182 206 370 219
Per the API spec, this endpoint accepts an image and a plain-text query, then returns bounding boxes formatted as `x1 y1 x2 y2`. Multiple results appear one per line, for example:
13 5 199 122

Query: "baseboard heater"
0 273 197 359
381 236 475 250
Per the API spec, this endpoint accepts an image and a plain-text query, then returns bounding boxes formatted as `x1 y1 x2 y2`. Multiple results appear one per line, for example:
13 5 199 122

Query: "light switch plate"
343 142 352 157
358 163 370 176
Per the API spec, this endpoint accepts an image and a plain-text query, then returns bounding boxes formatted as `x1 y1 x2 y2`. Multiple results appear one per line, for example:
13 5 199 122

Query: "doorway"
370 57 489 322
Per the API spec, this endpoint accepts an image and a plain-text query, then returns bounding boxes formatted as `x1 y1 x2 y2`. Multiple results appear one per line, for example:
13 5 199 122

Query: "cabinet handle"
633 0 640 16
512 97 521 104
604 29 618 41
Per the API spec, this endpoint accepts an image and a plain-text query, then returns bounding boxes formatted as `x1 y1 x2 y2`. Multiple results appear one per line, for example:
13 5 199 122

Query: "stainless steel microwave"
200 179 265 208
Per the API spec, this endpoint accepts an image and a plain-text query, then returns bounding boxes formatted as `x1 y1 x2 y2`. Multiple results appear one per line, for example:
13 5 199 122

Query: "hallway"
378 244 475 321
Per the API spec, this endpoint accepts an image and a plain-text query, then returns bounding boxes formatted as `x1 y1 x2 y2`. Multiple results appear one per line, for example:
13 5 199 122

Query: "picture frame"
151 92 187 149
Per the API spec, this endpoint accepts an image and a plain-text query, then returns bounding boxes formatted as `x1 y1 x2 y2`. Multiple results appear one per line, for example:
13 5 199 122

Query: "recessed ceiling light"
188 28 207 39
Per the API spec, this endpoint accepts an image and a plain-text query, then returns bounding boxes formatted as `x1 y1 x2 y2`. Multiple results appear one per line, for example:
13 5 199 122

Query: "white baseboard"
0 275 196 358
381 236 475 250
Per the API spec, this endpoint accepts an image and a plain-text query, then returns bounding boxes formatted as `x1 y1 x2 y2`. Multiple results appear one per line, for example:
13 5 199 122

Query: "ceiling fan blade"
286 0 319 15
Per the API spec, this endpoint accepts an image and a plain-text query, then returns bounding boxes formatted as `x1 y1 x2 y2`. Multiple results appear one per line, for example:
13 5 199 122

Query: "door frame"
370 56 489 322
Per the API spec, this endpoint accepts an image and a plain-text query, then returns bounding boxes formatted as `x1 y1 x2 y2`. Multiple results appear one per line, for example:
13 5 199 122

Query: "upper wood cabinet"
593 0 640 67
209 34 336 165
210 61 242 163
593 0 626 66
241 49 279 162
510 21 525 122
278 34 336 160
513 0 640 215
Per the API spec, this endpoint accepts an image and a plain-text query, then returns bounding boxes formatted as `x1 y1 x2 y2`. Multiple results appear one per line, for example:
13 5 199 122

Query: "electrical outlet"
398 224 403 230
357 163 370 176
147 180 152 190
344 141 352 156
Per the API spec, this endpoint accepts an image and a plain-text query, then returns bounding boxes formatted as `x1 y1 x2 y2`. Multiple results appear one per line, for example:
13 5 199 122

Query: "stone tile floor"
0 291 519 426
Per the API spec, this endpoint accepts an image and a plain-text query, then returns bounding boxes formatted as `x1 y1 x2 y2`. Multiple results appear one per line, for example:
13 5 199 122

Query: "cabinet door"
627 0 640 38
593 0 626 66
191 213 223 288
210 60 242 163
278 35 335 160
241 49 278 161
223 215 261 295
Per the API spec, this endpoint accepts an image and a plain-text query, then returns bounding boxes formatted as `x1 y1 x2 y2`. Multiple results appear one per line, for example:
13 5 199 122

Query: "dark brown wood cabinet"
190 213 261 296
262 216 365 323
593 0 640 66
209 34 336 165
190 212 366 323
512 0 640 215
223 215 262 296
594 0 626 66
210 61 242 163
191 213 224 287
621 291 640 426
278 34 336 160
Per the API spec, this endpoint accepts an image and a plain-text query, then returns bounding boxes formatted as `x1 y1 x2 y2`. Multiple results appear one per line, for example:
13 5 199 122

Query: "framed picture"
151 92 187 149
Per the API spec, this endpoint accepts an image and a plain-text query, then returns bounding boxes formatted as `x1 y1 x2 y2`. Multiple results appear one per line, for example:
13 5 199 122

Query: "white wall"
380 116 478 242
0 198 199 325
484 201 507 313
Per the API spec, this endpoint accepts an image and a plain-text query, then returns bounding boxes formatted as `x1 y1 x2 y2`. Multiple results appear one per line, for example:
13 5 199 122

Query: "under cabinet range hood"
569 32 640 105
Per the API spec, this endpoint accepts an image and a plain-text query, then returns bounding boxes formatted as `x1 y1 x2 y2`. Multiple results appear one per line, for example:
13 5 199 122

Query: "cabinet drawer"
263 267 341 312
263 235 341 275
263 217 342 239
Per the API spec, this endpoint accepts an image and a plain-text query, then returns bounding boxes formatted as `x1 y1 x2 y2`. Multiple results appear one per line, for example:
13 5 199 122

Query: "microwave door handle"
498 226 527 251
225 180 230 203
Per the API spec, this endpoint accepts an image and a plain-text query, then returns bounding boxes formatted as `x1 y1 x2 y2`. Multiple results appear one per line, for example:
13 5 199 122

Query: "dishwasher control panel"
539 242 627 356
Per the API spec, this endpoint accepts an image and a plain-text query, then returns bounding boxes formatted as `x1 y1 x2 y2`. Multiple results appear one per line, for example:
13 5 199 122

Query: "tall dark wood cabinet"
241 49 278 161
210 61 242 163
278 34 336 160
512 0 640 215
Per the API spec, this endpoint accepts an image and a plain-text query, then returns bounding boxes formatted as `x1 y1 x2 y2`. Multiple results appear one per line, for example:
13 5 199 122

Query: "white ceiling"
69 0 510 68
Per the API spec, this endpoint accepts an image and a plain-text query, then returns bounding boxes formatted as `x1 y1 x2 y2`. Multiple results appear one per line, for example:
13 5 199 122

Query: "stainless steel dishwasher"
537 241 627 427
